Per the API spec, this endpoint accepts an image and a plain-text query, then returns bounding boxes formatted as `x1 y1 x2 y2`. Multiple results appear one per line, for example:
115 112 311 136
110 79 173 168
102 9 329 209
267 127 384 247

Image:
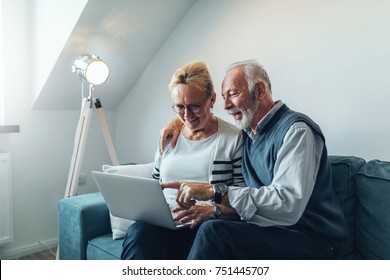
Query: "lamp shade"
73 54 109 85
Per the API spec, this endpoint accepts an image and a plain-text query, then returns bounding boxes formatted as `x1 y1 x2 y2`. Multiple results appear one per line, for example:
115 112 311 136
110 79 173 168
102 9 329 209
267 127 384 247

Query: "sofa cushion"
355 159 390 259
102 162 154 239
87 233 123 260
328 155 365 258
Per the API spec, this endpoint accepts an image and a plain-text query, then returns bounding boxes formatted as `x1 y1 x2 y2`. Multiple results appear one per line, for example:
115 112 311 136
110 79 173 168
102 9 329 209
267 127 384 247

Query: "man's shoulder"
281 110 325 142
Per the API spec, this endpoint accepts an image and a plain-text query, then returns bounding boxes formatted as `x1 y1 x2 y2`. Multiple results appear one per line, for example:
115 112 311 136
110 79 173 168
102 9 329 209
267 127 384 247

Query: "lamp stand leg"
64 98 93 198
94 98 119 166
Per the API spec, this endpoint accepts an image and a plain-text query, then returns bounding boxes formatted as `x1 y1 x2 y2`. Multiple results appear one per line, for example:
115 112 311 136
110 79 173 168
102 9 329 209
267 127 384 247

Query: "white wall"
0 0 113 259
30 0 87 104
1 0 389 260
116 0 390 163
0 0 4 125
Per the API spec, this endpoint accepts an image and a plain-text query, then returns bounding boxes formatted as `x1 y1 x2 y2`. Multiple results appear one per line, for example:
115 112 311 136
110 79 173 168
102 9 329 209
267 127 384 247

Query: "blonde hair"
169 61 214 98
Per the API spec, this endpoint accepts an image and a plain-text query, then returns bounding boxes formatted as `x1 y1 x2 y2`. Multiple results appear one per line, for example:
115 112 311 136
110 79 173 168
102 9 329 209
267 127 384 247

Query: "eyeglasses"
172 97 209 114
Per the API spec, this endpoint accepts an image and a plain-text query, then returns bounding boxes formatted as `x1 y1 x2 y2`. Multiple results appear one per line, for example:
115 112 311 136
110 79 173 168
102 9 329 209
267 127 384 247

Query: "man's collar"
244 100 284 139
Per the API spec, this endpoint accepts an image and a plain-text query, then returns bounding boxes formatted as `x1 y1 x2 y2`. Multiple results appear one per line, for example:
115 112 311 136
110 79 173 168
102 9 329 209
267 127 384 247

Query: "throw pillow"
102 162 154 240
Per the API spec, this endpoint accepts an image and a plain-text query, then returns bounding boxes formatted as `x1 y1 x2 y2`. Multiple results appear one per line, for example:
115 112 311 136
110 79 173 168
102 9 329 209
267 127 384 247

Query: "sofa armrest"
57 192 111 260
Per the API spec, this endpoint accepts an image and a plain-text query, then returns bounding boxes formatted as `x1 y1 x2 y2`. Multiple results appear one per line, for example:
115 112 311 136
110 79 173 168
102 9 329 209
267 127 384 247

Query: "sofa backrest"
354 160 390 259
329 155 365 259
329 156 390 260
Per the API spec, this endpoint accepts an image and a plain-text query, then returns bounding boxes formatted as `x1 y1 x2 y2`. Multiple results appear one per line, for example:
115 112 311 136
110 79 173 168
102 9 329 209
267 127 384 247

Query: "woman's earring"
210 107 214 114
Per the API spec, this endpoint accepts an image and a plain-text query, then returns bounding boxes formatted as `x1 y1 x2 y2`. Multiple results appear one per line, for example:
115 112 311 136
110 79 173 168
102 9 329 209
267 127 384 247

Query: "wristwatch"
212 183 228 204
213 203 222 218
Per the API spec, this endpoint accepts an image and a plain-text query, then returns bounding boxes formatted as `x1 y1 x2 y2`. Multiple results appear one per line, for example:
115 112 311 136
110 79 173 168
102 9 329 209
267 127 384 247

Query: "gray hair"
225 59 272 96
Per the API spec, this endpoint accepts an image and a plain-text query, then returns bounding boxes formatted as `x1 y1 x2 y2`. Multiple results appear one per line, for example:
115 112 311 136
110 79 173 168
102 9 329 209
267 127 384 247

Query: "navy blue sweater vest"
242 104 348 242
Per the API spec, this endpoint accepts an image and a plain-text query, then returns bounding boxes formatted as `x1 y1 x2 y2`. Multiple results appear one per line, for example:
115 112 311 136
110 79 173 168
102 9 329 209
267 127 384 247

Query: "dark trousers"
188 220 337 260
121 220 337 260
121 221 198 260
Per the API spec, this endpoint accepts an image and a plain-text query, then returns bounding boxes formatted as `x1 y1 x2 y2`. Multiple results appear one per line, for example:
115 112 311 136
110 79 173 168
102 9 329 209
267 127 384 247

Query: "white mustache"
228 108 241 115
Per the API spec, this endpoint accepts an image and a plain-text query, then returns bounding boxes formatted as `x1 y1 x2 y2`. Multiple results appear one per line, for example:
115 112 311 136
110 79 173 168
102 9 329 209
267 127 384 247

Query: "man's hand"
159 118 183 154
172 203 214 229
161 182 214 209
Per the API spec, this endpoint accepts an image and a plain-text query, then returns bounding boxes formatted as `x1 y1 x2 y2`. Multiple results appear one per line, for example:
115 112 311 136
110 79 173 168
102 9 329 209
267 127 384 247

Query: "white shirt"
229 101 324 227
159 132 217 209
153 117 245 210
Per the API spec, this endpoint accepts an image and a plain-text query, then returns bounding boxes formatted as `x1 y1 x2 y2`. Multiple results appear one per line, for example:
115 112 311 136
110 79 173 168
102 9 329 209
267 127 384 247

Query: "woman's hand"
159 118 183 154
172 203 214 229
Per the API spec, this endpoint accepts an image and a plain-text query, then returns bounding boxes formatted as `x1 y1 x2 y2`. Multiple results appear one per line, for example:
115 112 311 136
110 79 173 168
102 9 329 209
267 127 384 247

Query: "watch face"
214 204 222 217
213 183 228 204
214 183 225 193
214 183 228 194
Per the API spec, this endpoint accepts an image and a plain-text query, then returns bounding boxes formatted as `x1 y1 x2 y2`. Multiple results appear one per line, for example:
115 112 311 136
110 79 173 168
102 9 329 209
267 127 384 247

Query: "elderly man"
161 59 348 259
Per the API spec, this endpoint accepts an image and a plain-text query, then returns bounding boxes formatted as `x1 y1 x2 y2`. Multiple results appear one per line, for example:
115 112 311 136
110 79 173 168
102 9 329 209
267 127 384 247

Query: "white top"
158 131 217 183
153 117 245 209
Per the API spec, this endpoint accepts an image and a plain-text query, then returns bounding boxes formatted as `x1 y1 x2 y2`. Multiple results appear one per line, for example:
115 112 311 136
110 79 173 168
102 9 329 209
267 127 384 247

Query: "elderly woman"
121 61 244 260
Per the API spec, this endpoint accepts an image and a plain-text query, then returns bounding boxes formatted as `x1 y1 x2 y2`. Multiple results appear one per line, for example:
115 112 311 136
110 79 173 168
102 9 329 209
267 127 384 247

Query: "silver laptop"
91 171 191 230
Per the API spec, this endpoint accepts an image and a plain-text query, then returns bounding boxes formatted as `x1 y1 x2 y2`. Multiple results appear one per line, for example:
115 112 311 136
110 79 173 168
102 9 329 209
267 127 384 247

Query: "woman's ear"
210 92 217 107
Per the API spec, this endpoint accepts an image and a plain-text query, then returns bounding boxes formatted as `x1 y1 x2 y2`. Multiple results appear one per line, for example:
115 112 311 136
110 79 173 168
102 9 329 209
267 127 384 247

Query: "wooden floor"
15 247 57 260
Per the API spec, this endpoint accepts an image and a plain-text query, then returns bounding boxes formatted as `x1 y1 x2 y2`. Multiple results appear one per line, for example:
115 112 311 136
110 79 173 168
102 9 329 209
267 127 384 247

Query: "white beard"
232 100 259 130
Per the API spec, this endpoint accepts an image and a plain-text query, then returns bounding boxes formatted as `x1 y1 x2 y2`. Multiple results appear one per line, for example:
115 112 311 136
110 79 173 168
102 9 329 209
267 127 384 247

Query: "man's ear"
256 81 266 98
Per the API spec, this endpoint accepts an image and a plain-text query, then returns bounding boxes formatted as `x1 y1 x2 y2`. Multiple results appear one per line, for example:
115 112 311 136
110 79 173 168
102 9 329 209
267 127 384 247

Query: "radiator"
0 152 13 245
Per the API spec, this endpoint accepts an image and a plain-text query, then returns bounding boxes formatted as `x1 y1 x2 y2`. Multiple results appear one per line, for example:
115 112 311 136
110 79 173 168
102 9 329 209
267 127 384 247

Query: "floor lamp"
64 54 119 198
57 55 119 259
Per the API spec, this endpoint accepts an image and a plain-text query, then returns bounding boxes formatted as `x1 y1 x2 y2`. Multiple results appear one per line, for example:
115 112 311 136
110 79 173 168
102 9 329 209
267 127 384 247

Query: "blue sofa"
57 156 390 260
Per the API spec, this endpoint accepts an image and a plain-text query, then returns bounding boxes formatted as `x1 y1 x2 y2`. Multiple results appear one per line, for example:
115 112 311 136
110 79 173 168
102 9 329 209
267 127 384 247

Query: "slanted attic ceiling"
32 0 195 110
